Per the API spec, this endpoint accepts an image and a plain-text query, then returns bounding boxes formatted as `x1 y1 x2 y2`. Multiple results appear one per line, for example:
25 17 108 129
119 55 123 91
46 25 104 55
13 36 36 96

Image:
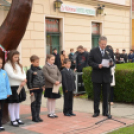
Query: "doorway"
46 18 61 54
92 22 101 48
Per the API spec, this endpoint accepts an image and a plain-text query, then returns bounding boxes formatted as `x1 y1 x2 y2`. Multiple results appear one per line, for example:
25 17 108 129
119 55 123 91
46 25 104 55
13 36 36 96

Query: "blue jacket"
0 69 12 100
128 54 134 60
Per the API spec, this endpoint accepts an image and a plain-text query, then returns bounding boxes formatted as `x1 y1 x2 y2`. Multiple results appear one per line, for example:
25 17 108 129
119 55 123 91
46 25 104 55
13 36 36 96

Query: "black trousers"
63 91 73 114
93 83 110 115
0 100 5 127
110 87 114 102
31 91 42 119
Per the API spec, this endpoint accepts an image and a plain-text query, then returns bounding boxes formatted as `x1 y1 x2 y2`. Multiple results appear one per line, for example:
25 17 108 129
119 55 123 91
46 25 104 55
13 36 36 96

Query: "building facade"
0 0 131 66
132 0 134 49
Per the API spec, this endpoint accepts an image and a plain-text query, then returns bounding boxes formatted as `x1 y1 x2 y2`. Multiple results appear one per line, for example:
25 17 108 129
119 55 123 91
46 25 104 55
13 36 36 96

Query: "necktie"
101 50 104 57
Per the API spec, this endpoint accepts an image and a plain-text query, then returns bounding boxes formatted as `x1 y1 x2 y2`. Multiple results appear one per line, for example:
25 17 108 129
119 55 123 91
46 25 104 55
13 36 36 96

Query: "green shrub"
83 63 134 103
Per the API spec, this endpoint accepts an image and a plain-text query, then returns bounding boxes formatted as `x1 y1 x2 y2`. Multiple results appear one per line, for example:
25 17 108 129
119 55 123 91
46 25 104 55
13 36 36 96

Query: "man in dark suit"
89 36 114 117
52 48 61 70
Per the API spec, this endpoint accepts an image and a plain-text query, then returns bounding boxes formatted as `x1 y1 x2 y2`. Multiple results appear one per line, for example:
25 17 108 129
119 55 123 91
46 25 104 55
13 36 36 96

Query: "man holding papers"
88 36 114 118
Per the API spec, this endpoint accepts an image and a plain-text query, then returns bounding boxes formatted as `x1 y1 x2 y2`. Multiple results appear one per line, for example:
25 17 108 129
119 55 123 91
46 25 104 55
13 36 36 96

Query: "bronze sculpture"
0 0 33 123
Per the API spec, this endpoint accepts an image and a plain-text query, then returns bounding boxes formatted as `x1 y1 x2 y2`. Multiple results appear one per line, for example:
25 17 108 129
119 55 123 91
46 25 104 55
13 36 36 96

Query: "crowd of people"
115 49 134 63
53 46 134 73
52 46 89 72
0 36 133 131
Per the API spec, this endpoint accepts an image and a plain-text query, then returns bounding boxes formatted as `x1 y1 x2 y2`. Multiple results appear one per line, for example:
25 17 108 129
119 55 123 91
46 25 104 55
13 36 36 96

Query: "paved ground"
1 93 134 134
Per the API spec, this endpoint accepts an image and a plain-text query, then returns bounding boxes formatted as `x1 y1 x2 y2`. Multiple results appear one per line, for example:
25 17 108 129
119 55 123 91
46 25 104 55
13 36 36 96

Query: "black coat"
76 52 89 72
69 53 75 63
69 53 75 69
53 53 61 69
88 47 114 83
61 68 76 92
27 65 45 89
120 53 127 63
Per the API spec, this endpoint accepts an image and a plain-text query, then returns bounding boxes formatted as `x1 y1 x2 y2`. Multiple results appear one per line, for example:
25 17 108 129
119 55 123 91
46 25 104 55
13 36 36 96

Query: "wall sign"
92 23 100 34
60 4 96 16
46 19 59 32
98 0 126 5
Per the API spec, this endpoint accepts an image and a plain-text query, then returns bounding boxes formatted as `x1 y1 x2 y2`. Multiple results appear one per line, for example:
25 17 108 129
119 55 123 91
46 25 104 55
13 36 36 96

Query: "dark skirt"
6 86 26 103
44 88 61 99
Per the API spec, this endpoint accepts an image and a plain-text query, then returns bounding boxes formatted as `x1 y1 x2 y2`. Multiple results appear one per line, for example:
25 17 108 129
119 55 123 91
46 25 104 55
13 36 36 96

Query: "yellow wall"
132 20 134 49
21 0 130 66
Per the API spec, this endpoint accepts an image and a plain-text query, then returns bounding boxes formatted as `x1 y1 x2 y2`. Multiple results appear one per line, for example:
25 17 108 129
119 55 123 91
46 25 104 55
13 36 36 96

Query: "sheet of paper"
52 84 61 94
101 59 110 68
30 95 36 103
17 86 22 95
120 58 124 61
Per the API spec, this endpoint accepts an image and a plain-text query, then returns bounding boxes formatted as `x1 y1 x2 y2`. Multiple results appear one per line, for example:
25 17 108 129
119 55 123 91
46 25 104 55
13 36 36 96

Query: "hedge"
83 63 134 103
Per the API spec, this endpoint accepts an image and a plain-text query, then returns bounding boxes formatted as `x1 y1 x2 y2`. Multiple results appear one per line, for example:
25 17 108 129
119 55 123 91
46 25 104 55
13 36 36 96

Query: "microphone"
109 58 113 65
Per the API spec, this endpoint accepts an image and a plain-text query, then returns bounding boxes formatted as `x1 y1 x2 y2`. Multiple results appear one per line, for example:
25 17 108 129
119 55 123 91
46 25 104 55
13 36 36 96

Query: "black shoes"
48 114 58 118
92 113 100 117
64 113 71 116
11 121 19 127
103 113 111 118
48 114 55 118
64 112 76 116
53 114 58 118
16 119 24 125
32 116 44 122
0 127 5 131
32 117 40 122
38 117 43 122
70 113 76 116
93 113 110 118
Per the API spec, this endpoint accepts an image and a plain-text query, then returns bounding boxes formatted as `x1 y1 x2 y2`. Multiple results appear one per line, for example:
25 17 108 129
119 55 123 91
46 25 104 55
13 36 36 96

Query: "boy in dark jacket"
61 59 76 116
27 55 45 122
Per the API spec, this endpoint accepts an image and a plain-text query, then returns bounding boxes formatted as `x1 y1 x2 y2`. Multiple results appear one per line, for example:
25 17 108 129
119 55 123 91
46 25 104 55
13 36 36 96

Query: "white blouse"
4 62 26 86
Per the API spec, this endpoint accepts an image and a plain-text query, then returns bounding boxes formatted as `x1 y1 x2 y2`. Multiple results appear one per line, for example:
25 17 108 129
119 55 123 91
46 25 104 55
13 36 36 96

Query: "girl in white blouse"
4 50 26 127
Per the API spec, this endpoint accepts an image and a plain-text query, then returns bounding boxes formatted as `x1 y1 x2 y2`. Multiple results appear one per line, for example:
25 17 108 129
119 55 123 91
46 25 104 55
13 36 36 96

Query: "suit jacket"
120 53 127 63
88 47 114 83
61 68 76 92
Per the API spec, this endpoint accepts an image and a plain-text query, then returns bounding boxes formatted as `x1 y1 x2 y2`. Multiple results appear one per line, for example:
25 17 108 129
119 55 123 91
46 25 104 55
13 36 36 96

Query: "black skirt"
6 86 26 103
44 88 61 99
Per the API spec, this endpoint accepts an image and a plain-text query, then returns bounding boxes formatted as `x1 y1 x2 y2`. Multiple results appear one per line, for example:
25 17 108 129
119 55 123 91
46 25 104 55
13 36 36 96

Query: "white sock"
47 99 52 114
14 103 20 120
8 103 16 121
51 99 56 115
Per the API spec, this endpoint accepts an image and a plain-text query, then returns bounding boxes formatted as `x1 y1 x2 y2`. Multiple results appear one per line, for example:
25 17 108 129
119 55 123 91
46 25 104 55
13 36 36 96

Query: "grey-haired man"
88 36 114 117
